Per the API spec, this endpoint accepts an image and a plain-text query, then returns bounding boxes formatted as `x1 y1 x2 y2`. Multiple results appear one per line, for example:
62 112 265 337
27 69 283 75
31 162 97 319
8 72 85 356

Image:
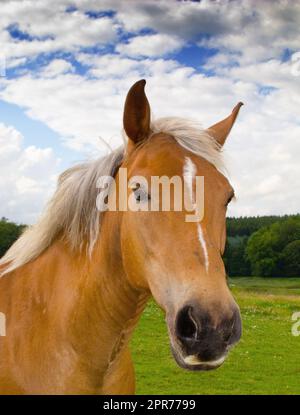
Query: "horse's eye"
133 187 150 203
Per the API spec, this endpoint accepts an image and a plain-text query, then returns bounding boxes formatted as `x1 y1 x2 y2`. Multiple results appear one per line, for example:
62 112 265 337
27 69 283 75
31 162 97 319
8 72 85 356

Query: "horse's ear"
206 102 243 146
123 79 151 145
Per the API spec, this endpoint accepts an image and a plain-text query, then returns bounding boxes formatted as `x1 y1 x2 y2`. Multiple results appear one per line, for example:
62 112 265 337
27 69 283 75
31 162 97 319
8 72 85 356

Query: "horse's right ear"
123 79 151 146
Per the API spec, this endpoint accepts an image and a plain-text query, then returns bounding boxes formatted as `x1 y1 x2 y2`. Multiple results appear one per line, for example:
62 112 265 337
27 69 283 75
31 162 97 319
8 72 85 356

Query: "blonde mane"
0 117 223 276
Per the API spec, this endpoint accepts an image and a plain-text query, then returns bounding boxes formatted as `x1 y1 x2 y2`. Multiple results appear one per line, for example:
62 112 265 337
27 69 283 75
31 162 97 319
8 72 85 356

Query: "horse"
0 80 243 394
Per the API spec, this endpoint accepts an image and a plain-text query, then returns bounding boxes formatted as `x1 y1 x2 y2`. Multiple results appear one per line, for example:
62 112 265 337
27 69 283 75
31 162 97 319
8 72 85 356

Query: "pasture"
131 278 300 394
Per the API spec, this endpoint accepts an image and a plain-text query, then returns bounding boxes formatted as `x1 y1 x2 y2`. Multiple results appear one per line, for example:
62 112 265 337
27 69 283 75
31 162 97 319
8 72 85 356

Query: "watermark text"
96 168 205 222
0 312 6 337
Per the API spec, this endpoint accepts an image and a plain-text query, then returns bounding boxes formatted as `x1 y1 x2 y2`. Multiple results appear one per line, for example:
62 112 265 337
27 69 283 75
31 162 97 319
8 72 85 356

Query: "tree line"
0 214 299 277
0 217 25 257
224 215 300 277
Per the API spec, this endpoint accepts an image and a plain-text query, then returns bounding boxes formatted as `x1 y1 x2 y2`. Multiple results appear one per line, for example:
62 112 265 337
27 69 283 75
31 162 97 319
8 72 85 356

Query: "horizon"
2 213 299 227
0 0 299 224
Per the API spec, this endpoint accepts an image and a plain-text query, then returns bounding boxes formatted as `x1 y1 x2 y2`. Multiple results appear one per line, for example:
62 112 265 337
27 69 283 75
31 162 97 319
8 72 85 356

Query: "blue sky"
0 0 299 223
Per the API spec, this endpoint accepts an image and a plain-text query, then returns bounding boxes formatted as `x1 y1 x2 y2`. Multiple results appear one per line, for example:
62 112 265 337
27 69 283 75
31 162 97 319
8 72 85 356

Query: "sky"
0 0 299 224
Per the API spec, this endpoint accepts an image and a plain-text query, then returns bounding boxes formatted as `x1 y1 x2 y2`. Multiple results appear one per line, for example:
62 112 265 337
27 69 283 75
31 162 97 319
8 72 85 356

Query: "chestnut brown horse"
0 80 243 394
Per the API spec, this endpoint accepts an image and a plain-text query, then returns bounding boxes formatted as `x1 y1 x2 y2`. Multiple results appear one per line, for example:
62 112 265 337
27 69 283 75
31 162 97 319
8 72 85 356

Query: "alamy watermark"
0 312 6 337
96 168 204 222
291 312 300 336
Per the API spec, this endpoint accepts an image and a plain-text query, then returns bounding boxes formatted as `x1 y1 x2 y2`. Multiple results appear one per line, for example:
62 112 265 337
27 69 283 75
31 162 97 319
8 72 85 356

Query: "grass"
131 277 300 394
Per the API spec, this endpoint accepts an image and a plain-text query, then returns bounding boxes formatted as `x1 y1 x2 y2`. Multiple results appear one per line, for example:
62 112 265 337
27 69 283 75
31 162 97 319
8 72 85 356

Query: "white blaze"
183 157 196 205
183 157 209 273
197 223 209 273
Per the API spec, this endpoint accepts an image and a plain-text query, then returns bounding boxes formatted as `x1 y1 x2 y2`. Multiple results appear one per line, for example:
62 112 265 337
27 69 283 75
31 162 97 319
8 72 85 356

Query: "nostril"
222 309 242 345
176 306 198 340
222 318 235 343
223 331 232 343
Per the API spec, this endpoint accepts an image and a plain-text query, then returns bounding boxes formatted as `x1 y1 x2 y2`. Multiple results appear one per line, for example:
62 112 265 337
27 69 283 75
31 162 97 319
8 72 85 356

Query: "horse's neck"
65 212 149 382
0 213 149 393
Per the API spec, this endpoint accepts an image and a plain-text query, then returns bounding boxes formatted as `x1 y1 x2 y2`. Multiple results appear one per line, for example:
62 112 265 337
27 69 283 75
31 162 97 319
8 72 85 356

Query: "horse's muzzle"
171 304 242 371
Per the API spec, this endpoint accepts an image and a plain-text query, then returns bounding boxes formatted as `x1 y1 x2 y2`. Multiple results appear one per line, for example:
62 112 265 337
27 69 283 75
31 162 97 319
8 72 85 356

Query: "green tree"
226 215 298 237
0 218 25 257
224 236 251 276
280 240 300 277
246 217 300 277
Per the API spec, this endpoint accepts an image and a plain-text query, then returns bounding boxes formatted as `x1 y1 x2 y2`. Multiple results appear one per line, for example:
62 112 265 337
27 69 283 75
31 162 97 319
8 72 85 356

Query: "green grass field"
131 278 300 394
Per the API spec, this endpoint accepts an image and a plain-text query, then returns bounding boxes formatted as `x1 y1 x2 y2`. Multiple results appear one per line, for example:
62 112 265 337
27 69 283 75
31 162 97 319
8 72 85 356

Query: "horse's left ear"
206 102 243 146
123 79 151 146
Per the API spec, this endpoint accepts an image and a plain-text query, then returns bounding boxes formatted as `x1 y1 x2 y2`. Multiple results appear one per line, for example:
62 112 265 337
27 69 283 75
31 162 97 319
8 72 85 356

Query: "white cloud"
1 52 300 218
0 123 61 223
114 0 232 39
116 34 184 57
0 56 194 154
77 53 180 78
0 0 118 65
41 59 74 77
114 0 300 63
206 56 300 95
201 1 300 64
0 0 299 221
